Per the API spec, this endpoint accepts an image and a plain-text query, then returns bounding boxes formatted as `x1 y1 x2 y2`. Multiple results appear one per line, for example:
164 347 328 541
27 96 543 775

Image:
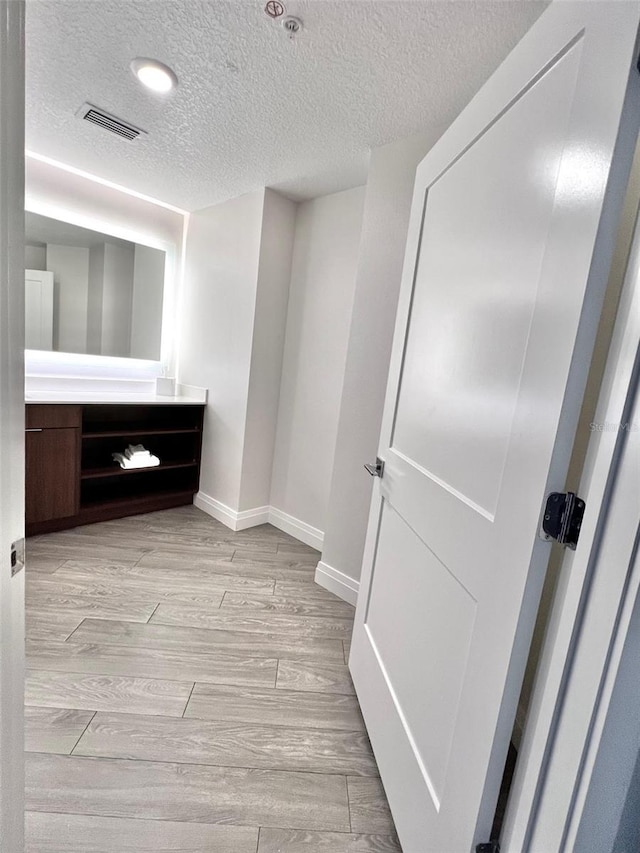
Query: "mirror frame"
24 200 178 376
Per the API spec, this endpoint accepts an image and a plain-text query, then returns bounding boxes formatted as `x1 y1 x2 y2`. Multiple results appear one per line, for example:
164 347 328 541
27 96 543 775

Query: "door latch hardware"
364 457 385 478
540 491 585 550
476 843 500 853
11 538 25 577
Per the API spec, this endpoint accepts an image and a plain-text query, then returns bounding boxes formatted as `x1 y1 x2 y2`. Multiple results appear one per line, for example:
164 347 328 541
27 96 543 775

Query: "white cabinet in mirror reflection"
25 269 54 351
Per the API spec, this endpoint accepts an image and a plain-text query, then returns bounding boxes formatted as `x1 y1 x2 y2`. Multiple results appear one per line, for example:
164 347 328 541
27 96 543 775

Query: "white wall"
270 186 365 541
130 244 165 361
101 241 134 357
86 243 104 355
318 132 440 596
239 189 297 512
613 748 640 853
25 244 45 270
179 190 266 511
46 243 89 354
180 188 299 522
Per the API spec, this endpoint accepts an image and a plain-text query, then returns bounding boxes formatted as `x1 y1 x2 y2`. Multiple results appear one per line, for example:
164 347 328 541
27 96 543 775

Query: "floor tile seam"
272 686 357 697
28 611 155 628
26 657 281 676
21 809 259 829
148 608 353 621
27 813 398 846
346 774 353 833
64 751 380 777
28 644 339 662
145 602 162 624
148 616 355 634
28 751 375 780
251 823 398 839
28 641 282 666
26 702 370 734
24 807 359 835
70 711 372 736
24 807 267 832
134 620 349 645
69 711 98 756
25 668 201 691
182 681 197 718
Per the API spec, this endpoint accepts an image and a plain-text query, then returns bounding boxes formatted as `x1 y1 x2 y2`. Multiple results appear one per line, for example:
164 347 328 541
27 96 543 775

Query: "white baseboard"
267 507 324 551
194 493 356 604
236 506 271 530
315 561 359 606
194 492 269 532
194 492 323 547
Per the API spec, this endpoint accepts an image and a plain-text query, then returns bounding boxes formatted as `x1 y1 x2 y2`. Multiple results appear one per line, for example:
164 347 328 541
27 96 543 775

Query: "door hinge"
540 491 586 550
476 843 500 853
11 538 25 577
364 457 385 478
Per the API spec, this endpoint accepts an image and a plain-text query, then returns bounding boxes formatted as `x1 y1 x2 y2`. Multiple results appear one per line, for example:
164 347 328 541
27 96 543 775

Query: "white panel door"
25 269 54 350
349 4 640 852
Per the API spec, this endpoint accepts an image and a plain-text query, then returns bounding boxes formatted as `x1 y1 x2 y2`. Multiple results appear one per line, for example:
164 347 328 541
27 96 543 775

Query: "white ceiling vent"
76 103 146 141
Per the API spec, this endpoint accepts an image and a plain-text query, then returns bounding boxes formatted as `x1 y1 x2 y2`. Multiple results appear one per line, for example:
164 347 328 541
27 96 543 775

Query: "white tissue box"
155 377 175 396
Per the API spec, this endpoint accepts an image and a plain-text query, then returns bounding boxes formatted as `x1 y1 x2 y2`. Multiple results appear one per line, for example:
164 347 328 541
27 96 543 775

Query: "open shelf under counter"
26 400 206 536
76 489 198 527
81 460 198 480
83 427 201 439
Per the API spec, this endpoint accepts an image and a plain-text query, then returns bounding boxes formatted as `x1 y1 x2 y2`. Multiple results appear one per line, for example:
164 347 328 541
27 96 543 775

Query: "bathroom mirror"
25 211 166 360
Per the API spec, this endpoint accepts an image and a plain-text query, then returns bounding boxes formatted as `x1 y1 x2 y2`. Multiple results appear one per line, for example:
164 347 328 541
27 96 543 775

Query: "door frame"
504 135 640 851
0 2 26 850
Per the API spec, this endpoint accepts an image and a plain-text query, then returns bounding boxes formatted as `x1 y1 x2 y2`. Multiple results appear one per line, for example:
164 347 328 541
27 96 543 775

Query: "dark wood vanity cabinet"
25 405 81 526
26 402 205 536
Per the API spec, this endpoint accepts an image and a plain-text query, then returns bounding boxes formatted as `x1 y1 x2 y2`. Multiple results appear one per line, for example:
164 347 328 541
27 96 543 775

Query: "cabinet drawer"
26 404 82 430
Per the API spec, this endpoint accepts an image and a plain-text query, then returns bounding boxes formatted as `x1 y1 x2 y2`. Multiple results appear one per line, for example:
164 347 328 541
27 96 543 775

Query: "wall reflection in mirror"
25 212 165 360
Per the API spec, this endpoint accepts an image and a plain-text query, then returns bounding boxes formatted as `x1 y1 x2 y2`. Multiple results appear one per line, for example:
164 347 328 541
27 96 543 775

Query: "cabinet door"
26 428 79 524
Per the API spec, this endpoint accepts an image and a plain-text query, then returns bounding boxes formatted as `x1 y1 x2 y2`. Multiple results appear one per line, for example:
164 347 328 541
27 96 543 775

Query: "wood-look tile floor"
25 506 401 853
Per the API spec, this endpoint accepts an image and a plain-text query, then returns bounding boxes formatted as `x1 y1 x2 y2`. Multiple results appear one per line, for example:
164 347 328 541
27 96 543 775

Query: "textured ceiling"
26 0 547 211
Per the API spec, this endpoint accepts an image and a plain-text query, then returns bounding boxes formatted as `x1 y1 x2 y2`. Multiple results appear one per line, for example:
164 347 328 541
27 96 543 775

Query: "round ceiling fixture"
265 0 285 18
282 15 302 35
130 58 178 94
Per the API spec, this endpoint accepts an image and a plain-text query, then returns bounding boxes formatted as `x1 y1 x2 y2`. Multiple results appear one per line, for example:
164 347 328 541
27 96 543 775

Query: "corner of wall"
267 506 323 551
194 491 270 531
319 130 439 595
237 189 298 513
193 491 324 552
269 186 366 544
314 561 360 606
178 190 265 512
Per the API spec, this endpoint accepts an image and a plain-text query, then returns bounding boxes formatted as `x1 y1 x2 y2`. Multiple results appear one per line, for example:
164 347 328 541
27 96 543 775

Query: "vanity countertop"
25 392 206 406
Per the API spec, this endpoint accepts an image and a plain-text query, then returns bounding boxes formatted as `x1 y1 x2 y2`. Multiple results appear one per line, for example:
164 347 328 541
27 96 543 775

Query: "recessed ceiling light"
130 58 178 94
